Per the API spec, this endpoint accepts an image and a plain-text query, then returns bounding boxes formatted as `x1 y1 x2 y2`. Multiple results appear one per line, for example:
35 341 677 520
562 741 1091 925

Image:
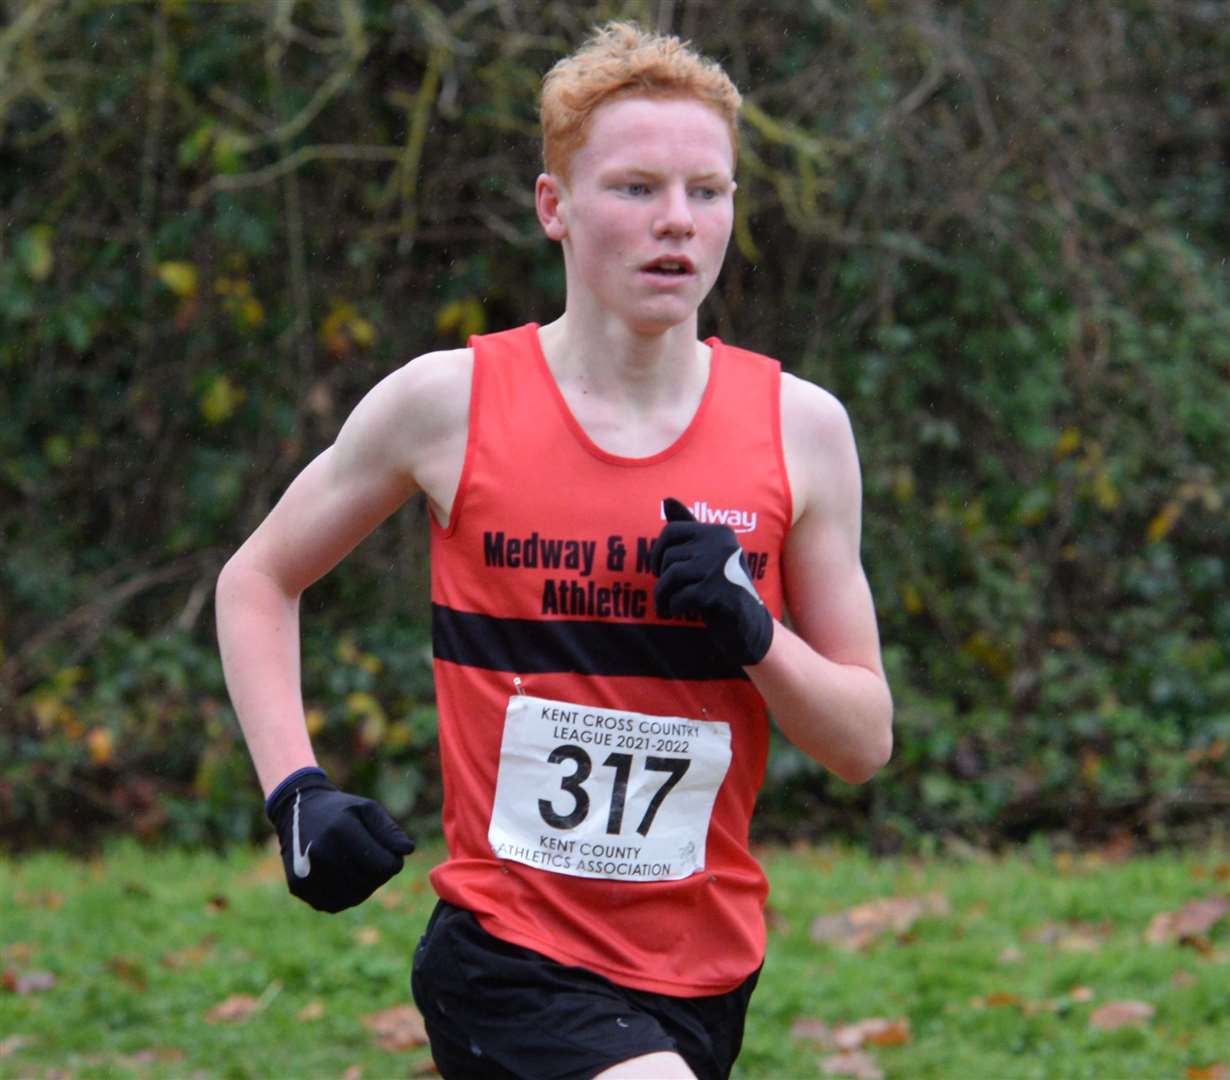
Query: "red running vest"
428 324 792 996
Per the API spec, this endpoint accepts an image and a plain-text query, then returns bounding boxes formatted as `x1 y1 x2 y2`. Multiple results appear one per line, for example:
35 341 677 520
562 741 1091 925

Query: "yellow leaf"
962 631 1013 677
31 694 63 731
238 298 265 328
961 500 985 534
359 711 386 750
19 225 55 282
320 302 377 357
158 261 198 298
200 375 245 425
386 721 413 750
87 727 113 765
891 466 915 503
1079 748 1101 784
1090 470 1119 510
900 582 923 615
1054 427 1082 460
305 708 326 737
43 434 72 468
435 297 486 341
347 691 387 749
1146 501 1182 544
210 128 251 173
346 692 386 725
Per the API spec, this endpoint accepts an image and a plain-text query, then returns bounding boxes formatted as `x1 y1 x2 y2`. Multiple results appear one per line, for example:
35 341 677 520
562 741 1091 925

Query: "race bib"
488 694 732 883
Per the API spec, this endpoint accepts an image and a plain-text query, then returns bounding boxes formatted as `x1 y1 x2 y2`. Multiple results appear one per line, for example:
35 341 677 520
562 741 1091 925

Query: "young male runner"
216 21 892 1080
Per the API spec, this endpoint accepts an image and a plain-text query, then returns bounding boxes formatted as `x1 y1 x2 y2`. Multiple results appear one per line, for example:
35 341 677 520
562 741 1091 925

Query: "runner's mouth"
641 257 695 276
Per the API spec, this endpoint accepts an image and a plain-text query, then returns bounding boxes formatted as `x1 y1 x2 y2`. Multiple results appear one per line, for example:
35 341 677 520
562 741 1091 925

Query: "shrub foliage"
2 0 1227 850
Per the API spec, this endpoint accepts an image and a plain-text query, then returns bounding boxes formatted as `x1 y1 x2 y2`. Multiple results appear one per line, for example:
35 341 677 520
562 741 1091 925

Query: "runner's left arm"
746 375 892 782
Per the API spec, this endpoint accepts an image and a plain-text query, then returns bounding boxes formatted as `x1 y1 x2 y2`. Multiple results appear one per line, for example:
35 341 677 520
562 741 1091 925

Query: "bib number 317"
488 695 732 883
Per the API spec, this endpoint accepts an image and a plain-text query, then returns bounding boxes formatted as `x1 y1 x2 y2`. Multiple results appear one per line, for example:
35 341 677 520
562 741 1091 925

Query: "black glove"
265 767 415 913
649 497 774 667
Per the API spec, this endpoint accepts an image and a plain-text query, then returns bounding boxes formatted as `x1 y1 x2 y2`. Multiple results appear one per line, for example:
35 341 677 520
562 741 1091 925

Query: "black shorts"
410 901 760 1080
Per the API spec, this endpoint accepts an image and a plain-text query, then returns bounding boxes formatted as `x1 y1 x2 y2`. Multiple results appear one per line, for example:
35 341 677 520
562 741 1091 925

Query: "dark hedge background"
2 0 1227 852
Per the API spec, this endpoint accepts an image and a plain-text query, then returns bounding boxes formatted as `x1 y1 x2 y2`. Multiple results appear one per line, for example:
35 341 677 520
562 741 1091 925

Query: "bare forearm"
215 560 318 797
747 622 893 783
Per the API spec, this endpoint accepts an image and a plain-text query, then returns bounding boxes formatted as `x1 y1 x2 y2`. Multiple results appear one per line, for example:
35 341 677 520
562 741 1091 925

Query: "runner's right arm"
215 348 470 910
215 348 471 795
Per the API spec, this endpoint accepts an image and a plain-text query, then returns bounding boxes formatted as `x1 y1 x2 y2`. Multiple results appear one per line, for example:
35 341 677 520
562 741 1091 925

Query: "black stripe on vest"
431 604 747 681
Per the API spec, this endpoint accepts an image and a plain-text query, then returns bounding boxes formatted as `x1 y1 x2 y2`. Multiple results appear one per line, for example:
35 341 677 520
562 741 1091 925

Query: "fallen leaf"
1089 1000 1154 1031
410 1059 442 1076
1187 1065 1230 1080
205 894 230 913
341 1067 363 1080
821 1050 884 1079
362 1004 428 1051
14 890 64 910
790 1018 836 1047
1023 920 1110 952
998 945 1025 965
1070 986 1095 1002
0 1036 34 1058
160 936 217 969
1145 897 1230 945
833 1018 911 1050
298 1000 326 1022
2 970 56 994
125 1048 187 1067
1171 969 1198 988
354 927 382 946
205 995 261 1024
810 893 949 950
1 944 35 964
107 956 148 990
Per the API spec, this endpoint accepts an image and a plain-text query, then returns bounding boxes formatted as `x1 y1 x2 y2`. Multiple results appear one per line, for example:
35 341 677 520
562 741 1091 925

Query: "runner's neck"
536 317 712 457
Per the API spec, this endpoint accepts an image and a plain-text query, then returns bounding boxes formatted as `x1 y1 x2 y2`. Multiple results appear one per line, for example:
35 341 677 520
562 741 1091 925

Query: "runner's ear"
662 497 696 523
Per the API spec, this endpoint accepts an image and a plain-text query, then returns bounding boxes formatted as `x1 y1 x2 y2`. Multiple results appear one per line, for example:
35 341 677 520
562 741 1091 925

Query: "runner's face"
541 96 736 335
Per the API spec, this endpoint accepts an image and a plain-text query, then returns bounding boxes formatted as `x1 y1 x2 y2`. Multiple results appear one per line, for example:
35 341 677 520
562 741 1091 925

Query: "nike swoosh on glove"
649 496 774 667
265 767 415 913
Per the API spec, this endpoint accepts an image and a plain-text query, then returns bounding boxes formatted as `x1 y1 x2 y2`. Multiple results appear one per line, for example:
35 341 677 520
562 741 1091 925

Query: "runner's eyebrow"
603 167 732 184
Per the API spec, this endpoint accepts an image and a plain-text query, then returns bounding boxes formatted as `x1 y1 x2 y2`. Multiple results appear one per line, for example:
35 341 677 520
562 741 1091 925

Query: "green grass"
2 840 1228 1078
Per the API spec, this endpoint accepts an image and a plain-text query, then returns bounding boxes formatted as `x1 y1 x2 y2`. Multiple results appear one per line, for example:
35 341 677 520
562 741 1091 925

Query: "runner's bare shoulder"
377 347 474 519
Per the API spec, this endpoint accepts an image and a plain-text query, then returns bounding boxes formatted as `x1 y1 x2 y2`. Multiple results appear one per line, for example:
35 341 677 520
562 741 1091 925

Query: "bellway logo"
662 500 758 533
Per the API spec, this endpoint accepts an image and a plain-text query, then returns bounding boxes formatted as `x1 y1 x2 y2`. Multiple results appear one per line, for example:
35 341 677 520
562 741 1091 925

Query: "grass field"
2 839 1228 1079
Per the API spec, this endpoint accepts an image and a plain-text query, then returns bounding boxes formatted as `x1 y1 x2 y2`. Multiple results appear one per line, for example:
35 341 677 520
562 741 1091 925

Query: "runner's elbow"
839 730 893 785
830 707 893 785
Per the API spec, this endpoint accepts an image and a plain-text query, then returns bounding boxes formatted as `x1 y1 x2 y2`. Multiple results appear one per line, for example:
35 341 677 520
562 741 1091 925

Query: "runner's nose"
653 184 695 239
